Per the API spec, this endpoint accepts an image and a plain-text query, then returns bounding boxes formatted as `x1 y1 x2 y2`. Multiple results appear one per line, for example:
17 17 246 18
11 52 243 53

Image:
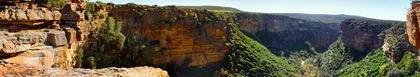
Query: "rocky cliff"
341 19 394 53
318 18 407 76
0 0 89 69
237 13 339 55
75 3 299 76
0 0 169 77
108 5 230 67
407 3 420 56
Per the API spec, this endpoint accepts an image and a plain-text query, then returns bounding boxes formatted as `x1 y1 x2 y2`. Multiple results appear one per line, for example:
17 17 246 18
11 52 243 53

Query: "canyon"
0 0 418 77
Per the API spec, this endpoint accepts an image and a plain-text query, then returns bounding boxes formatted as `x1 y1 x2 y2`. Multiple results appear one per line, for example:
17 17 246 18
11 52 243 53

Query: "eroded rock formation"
340 19 394 53
407 3 420 55
0 0 89 69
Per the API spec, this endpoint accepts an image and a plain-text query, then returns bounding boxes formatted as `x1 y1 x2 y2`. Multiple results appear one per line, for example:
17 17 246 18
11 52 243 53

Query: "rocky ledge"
0 63 169 77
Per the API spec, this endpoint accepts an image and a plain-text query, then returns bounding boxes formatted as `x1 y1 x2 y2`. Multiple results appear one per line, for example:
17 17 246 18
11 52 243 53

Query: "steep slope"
223 23 297 76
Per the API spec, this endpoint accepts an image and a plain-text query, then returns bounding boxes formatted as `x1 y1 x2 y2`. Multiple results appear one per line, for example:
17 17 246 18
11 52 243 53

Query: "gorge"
0 0 418 77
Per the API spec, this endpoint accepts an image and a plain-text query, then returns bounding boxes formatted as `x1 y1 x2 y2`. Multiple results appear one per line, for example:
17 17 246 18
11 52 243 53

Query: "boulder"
0 37 17 54
47 31 68 46
64 28 77 44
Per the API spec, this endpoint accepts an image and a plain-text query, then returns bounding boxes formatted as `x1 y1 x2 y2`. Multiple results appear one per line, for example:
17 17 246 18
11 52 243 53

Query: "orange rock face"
108 5 229 67
0 0 90 70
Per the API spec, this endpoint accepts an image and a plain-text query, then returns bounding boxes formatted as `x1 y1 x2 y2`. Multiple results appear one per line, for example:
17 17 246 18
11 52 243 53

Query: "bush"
397 52 420 75
87 56 96 69
83 17 126 68
36 0 65 10
74 47 84 68
379 63 392 76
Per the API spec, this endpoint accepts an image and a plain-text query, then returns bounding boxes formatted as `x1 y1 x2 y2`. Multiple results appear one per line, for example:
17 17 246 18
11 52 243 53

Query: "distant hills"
176 6 243 12
274 13 368 24
177 6 368 24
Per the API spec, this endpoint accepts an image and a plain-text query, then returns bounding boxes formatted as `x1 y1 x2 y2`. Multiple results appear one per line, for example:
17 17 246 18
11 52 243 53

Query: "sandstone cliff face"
106 5 230 67
407 3 420 53
237 13 339 55
0 0 90 69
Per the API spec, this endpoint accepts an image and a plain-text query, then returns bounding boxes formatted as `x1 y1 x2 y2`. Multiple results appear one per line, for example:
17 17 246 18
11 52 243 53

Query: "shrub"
397 52 420 75
387 68 404 77
379 63 392 76
36 0 65 10
74 47 84 68
87 56 96 69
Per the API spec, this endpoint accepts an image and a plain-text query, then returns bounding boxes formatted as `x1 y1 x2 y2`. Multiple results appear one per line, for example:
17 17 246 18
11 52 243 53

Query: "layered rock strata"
0 0 89 69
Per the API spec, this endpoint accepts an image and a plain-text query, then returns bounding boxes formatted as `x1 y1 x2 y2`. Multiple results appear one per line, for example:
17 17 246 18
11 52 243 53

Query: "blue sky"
90 0 411 21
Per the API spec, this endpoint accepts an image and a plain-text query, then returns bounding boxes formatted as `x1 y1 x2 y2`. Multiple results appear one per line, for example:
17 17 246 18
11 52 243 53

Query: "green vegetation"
317 38 354 76
83 17 126 68
289 49 321 77
87 56 96 69
74 47 84 68
36 0 65 10
121 35 155 66
85 1 109 20
337 49 389 77
384 22 408 62
98 17 126 53
338 51 420 77
222 23 298 76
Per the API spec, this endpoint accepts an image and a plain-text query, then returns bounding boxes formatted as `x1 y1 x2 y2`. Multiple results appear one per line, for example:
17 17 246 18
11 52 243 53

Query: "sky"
90 0 411 21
